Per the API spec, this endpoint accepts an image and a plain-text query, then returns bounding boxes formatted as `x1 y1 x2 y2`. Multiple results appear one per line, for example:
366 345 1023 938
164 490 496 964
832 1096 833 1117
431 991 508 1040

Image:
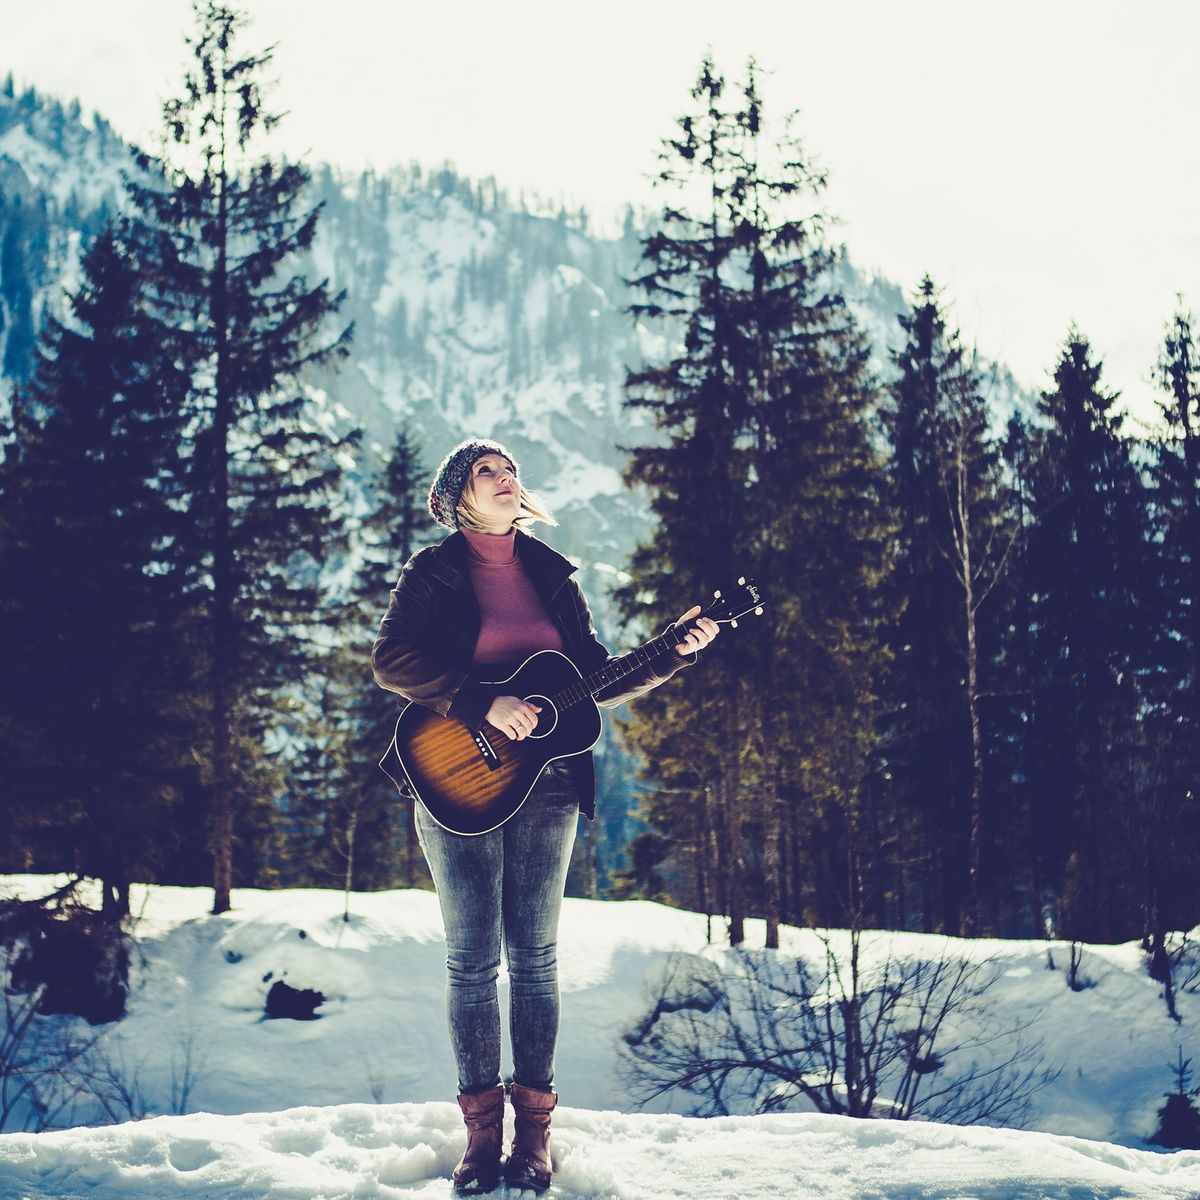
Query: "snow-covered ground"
0 875 1198 1199
2 1103 1197 1200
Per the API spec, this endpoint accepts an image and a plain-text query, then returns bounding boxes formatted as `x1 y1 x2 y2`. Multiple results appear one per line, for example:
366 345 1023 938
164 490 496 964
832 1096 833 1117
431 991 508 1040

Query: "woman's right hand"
485 695 542 740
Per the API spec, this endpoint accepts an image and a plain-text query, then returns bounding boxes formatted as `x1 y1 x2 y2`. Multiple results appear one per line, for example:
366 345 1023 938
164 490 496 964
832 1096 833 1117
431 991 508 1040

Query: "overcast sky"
7 0 1198 427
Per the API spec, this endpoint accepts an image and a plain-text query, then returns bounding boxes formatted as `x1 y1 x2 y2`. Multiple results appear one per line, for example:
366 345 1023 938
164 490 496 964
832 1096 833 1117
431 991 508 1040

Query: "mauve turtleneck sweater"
461 526 565 668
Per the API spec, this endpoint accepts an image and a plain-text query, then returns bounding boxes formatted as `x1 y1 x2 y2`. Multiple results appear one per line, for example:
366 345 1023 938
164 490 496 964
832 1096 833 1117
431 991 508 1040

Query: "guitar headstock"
703 577 764 629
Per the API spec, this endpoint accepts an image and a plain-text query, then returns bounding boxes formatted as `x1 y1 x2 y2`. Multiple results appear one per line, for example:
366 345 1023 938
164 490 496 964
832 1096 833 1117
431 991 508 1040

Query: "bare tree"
935 362 1021 934
75 1038 152 1124
169 1023 208 1115
0 969 103 1132
620 928 1058 1125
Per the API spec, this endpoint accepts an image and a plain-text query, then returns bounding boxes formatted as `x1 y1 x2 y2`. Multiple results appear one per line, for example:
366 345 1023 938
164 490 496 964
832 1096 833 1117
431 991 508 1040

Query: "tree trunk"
210 79 234 917
761 709 782 949
964 568 986 935
724 767 745 947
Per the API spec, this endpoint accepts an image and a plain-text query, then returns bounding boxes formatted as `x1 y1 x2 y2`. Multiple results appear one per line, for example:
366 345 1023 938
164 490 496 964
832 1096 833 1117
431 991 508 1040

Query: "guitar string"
551 626 688 712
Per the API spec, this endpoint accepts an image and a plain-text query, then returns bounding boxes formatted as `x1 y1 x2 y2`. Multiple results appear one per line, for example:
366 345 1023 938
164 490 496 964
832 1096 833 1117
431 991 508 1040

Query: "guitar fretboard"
555 624 693 710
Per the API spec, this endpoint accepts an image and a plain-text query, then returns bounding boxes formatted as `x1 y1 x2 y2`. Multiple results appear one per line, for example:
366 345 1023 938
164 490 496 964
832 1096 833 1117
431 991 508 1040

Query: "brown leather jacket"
370 528 695 819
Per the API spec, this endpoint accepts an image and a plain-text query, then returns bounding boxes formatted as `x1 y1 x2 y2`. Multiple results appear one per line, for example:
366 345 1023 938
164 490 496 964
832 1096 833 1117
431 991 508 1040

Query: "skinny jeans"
414 760 579 1094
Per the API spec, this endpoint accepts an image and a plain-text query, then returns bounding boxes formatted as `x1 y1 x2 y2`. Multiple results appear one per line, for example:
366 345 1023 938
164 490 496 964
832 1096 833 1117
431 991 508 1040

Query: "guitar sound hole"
526 695 557 738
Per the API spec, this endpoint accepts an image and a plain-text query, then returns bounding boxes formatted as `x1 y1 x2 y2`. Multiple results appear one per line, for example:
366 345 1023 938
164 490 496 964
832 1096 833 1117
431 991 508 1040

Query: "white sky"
6 0 1199 428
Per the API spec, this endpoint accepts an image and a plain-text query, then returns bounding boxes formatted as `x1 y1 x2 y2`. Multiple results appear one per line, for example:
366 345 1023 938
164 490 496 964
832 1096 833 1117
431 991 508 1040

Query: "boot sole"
453 1177 500 1194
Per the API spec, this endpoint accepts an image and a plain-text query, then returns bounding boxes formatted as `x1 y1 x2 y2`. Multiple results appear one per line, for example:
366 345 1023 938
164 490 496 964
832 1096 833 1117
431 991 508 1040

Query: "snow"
0 121 126 213
0 876 1198 1197
1 1103 1197 1200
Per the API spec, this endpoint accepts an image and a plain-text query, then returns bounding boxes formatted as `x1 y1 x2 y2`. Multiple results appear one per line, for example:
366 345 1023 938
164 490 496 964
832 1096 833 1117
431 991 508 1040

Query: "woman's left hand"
673 605 719 656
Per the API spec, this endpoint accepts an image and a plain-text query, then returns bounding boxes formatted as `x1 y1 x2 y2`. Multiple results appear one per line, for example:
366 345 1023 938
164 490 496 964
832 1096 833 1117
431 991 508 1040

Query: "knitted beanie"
427 438 520 530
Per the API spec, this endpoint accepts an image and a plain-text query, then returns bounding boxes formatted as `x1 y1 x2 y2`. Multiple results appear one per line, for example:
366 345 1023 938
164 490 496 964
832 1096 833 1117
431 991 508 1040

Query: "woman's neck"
462 524 517 565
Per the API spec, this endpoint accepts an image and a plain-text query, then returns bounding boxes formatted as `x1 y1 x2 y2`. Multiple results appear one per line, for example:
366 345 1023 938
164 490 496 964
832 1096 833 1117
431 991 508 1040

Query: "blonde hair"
456 476 558 533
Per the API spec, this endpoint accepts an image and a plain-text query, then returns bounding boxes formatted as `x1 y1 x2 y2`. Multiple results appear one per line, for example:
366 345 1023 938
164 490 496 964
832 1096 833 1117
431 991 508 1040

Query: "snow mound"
0 1102 1197 1200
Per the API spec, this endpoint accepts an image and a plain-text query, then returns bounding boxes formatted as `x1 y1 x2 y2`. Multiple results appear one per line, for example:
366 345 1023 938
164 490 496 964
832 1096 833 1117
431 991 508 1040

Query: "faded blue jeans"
414 760 579 1095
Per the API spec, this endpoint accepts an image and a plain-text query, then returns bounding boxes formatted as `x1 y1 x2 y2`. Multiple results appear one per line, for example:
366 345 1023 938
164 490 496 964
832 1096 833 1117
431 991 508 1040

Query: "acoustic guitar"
378 578 764 835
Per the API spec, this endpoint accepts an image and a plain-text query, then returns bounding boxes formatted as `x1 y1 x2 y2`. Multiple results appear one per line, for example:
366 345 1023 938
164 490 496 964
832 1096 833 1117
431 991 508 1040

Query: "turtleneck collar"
461 524 518 566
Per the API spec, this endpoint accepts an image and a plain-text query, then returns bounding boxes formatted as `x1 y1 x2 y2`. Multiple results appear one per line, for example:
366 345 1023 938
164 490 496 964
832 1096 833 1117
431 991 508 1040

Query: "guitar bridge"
473 728 502 771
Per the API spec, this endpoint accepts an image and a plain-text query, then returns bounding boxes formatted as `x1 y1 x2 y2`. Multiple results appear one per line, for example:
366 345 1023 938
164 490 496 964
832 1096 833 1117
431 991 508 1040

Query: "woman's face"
465 453 521 531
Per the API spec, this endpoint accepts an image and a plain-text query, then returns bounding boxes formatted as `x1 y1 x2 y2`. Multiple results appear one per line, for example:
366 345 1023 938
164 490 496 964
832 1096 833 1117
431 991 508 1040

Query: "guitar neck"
560 625 693 710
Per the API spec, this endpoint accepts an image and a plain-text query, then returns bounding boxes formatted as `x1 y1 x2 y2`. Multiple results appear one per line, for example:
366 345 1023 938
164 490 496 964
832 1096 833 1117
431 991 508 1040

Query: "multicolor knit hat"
427 438 520 530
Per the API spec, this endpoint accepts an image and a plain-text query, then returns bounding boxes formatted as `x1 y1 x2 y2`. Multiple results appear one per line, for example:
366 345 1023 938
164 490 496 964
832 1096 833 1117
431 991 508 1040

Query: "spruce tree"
619 57 891 943
988 412 1044 934
879 278 1013 934
121 0 355 912
618 55 754 943
1140 304 1200 967
879 278 969 931
283 429 436 891
1025 328 1149 942
1150 1048 1200 1149
728 63 892 942
0 225 195 919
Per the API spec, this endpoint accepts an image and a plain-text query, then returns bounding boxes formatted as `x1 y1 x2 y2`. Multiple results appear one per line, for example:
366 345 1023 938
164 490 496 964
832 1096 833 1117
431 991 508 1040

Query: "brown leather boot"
504 1082 557 1191
452 1083 505 1192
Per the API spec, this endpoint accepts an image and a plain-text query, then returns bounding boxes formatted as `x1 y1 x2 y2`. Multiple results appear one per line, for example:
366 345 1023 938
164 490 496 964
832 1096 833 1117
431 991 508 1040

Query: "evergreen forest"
0 7 1196 980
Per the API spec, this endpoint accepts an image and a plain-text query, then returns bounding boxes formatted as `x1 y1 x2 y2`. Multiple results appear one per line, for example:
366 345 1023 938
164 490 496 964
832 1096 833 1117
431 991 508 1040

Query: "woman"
370 438 717 1192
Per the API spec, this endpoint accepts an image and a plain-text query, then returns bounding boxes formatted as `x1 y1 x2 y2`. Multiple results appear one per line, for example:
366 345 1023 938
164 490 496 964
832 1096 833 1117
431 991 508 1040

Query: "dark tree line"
1 33 1196 961
618 57 1200 956
0 2 433 919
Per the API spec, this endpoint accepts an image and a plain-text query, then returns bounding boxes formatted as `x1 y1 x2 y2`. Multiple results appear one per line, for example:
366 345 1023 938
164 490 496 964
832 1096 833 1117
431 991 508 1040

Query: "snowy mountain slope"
1 1101 1196 1200
0 79 1038 566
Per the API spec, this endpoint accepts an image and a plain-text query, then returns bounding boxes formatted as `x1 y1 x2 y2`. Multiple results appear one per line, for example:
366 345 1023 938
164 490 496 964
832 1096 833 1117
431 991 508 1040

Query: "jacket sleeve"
566 576 698 709
370 556 494 732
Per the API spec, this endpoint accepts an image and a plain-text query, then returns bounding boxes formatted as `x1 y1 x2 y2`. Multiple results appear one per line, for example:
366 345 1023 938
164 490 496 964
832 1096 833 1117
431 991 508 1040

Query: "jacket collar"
426 528 577 596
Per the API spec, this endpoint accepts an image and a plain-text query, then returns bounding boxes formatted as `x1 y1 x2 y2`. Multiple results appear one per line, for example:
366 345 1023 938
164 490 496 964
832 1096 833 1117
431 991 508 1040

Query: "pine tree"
879 279 1014 934
121 0 355 913
618 55 754 943
1139 303 1200 972
1150 1048 1200 1149
988 412 1044 934
728 62 892 942
619 57 891 944
284 429 436 891
0 225 196 920
1025 328 1149 942
879 278 969 931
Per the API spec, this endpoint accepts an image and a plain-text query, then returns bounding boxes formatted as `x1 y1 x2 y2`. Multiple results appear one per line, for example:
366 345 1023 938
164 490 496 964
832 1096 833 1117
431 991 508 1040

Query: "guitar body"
382 650 603 835
377 575 763 836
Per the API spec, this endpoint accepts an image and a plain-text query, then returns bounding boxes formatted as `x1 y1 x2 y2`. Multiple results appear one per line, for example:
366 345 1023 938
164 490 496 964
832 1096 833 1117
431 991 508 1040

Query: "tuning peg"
755 607 763 616
738 576 745 586
731 619 738 629
714 589 722 599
